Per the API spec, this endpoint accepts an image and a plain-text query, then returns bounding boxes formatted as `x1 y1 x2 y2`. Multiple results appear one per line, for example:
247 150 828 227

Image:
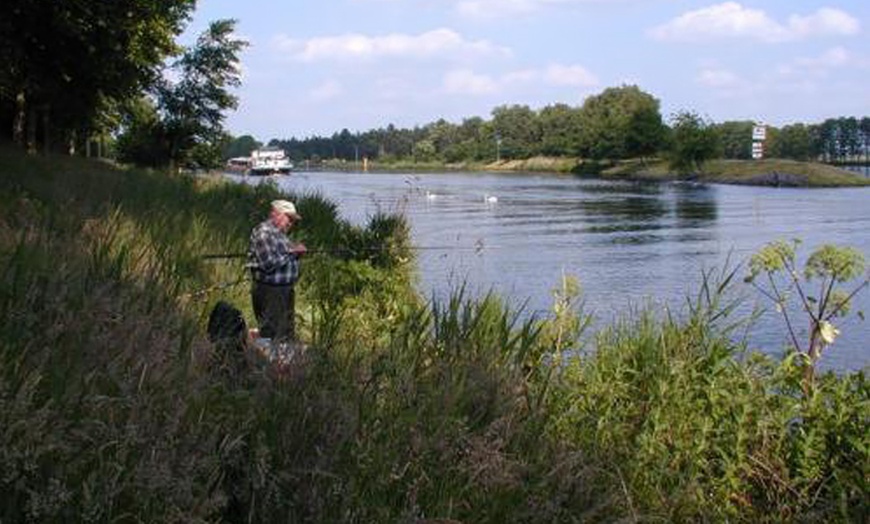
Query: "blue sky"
182 1 869 142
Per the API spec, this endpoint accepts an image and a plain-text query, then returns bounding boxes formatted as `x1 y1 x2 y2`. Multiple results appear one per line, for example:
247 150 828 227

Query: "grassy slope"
601 158 870 187
335 155 869 187
2 145 867 522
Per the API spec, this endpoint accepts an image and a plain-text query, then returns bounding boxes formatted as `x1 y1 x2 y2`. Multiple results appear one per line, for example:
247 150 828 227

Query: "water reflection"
232 170 870 373
579 181 664 195
580 197 669 220
585 223 668 233
608 234 666 245
674 185 718 224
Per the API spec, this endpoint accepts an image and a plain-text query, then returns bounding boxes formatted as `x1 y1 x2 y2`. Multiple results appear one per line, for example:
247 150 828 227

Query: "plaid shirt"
247 220 300 285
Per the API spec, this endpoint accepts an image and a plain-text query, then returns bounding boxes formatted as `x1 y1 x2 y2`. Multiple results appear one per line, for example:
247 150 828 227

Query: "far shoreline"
301 156 870 188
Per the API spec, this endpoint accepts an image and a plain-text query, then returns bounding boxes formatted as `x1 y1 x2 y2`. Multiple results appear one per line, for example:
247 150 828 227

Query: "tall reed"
1 145 866 522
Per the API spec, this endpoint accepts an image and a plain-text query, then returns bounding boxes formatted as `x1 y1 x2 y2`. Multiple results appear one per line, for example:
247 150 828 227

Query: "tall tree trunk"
26 105 37 155
13 92 26 147
42 103 51 155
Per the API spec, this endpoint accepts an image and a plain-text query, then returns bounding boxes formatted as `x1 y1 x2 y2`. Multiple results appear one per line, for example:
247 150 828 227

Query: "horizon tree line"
226 86 868 171
2 2 865 173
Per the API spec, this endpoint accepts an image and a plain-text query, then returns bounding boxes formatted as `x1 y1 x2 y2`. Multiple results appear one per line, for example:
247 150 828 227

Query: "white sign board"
752 125 766 141
752 142 764 160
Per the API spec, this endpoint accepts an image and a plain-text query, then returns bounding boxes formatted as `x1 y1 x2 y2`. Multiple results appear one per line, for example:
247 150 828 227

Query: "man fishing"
247 199 307 343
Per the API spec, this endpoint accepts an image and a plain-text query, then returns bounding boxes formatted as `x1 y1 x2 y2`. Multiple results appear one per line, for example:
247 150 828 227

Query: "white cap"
271 199 301 220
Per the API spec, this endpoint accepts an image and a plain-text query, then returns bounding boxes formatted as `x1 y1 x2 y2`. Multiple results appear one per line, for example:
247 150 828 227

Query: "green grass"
705 158 870 186
601 157 870 187
297 154 869 186
1 144 867 522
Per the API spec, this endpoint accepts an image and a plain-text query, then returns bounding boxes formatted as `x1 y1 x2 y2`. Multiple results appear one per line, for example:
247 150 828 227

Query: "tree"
332 128 356 160
490 104 540 159
115 96 168 168
424 119 459 160
445 116 486 162
626 104 666 162
116 19 247 171
715 121 754 159
668 111 720 174
771 123 811 161
839 117 860 161
413 139 436 162
223 135 262 160
578 85 664 162
538 103 583 157
158 19 247 172
807 123 825 161
0 0 194 153
860 117 870 163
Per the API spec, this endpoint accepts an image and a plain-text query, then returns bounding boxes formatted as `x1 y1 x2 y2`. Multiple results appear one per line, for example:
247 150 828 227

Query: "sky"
181 0 870 142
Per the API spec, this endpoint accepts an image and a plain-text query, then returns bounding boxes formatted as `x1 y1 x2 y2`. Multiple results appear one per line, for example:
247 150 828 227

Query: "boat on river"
248 147 294 176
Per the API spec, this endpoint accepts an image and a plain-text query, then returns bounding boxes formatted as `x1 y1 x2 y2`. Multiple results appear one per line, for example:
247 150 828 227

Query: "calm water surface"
232 171 870 372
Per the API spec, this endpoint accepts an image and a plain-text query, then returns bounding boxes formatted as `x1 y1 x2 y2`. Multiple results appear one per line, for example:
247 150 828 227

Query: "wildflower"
819 321 840 345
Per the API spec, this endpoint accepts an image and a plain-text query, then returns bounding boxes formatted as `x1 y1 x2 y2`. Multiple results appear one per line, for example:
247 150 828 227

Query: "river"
230 170 870 373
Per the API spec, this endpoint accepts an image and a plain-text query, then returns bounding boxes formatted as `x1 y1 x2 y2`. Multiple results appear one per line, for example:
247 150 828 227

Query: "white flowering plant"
745 239 867 394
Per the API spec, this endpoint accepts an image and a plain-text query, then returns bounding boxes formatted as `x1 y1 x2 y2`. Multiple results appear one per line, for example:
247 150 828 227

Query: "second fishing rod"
201 241 489 260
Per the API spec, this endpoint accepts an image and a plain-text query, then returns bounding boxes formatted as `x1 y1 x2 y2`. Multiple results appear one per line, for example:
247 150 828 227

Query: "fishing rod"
202 242 489 260
177 276 250 301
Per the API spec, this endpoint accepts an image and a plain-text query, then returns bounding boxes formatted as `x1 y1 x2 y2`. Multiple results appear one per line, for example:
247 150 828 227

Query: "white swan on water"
484 194 498 203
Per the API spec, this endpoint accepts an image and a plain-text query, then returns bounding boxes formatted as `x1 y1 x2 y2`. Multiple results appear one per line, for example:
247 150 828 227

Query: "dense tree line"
250 88 868 171
1 1 193 154
716 117 870 163
1 1 245 172
264 86 670 167
3 1 864 172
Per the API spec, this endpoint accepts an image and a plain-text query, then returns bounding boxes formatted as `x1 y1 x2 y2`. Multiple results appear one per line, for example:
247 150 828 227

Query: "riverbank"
600 158 870 187
2 145 867 522
318 155 870 187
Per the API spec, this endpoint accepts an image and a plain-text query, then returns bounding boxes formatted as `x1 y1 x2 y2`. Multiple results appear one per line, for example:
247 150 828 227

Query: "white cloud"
695 67 753 99
543 63 598 87
274 28 510 62
794 46 851 69
502 69 538 84
650 2 860 43
697 46 866 103
310 80 344 101
372 77 416 101
454 0 630 19
697 67 743 89
778 47 864 78
788 8 860 39
443 69 499 95
456 0 539 18
442 62 598 95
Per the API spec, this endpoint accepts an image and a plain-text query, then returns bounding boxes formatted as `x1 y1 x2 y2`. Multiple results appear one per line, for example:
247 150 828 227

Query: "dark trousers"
251 281 295 341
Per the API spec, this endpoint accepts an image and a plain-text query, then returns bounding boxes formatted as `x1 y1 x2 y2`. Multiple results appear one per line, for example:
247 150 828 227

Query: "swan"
484 194 498 203
426 191 438 200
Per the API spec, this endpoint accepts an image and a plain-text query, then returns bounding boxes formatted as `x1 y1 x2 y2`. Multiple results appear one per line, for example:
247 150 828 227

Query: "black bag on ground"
208 300 247 343
207 301 249 379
